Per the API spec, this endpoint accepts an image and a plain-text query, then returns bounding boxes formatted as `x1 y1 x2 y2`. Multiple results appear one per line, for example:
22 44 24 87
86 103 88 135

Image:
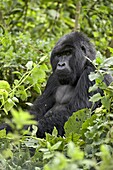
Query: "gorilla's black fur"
30 32 112 137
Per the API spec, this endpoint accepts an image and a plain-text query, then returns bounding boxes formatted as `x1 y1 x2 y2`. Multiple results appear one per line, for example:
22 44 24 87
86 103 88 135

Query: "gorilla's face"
53 48 73 85
51 32 96 85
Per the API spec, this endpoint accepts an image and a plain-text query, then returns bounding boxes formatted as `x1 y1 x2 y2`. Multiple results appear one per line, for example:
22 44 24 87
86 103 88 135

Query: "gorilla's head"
51 32 96 85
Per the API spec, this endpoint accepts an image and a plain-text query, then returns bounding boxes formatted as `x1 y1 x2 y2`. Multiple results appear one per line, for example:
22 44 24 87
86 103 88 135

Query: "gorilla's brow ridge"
52 44 73 56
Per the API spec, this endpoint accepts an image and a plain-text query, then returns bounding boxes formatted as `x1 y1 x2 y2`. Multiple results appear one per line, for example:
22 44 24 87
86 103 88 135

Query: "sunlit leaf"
89 93 102 103
0 80 10 91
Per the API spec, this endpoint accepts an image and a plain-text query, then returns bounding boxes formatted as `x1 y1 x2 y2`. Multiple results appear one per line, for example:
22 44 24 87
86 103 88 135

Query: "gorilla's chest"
55 85 74 104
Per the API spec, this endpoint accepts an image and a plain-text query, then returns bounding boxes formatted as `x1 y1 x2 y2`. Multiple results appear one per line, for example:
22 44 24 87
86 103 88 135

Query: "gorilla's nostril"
58 62 65 67
62 63 65 66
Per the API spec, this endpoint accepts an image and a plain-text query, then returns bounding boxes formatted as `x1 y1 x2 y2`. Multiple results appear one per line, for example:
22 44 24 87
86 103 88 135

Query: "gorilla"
29 31 112 138
0 32 112 138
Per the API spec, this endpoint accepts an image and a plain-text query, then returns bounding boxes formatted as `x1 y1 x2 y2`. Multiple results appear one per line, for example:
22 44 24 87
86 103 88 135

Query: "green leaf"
100 145 113 169
0 89 8 101
67 142 84 160
20 90 28 101
89 72 103 81
11 108 37 130
12 71 22 76
40 56 47 63
26 61 33 70
81 114 97 134
93 32 99 38
34 84 41 94
4 98 15 112
102 57 113 67
0 129 6 138
64 109 90 137
12 96 19 103
66 133 81 144
107 47 113 54
40 63 48 72
24 138 39 148
51 141 62 151
2 148 13 159
89 93 102 103
89 84 98 92
95 51 104 64
31 67 46 83
0 80 10 91
43 151 54 160
52 127 58 137
101 96 111 111
48 9 59 19
63 17 74 27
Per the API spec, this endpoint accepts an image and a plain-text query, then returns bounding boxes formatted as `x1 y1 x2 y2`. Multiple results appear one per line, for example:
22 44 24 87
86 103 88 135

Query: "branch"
74 1 81 31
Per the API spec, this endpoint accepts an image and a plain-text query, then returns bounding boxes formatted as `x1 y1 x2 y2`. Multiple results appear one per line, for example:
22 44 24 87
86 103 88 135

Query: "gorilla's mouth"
56 69 71 77
56 69 73 85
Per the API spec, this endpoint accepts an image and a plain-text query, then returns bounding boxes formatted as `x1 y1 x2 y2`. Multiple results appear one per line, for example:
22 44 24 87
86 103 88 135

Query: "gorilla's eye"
63 50 72 56
56 54 61 58
81 45 86 54
65 51 72 56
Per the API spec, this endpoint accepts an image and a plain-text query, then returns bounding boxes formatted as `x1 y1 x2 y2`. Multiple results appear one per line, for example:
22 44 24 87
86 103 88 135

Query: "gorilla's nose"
58 62 66 67
57 62 66 70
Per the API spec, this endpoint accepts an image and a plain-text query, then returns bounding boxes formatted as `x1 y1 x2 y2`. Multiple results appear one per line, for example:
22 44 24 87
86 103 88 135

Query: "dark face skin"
54 49 73 85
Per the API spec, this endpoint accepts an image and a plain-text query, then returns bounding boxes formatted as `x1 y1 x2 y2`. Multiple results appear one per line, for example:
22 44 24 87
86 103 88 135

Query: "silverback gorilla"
29 31 112 138
0 32 112 137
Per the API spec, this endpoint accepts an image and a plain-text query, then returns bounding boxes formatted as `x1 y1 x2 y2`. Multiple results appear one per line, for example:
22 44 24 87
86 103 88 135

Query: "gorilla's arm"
30 74 58 121
70 66 94 112
70 66 113 113
36 107 70 137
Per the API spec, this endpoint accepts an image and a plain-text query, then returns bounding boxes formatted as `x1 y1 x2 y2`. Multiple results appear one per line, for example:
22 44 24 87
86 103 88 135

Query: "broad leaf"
64 109 90 137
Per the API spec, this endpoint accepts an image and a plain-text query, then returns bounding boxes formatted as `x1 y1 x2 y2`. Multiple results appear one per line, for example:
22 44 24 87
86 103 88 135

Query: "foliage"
0 0 113 169
0 31 51 113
